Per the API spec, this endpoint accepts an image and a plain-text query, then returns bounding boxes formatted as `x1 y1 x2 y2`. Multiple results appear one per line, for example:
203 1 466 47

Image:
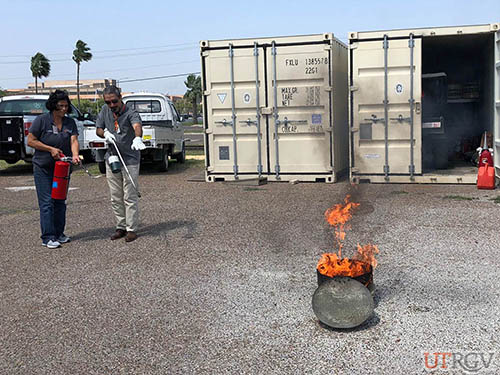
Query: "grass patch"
489 196 500 204
187 148 204 156
443 195 477 201
73 163 100 176
184 127 204 134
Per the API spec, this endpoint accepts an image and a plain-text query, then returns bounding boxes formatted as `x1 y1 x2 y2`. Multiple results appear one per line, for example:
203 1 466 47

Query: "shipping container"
200 33 348 183
349 23 500 184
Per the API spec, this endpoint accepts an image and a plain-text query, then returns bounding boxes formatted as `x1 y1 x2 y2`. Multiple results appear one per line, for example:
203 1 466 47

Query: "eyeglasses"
105 99 120 105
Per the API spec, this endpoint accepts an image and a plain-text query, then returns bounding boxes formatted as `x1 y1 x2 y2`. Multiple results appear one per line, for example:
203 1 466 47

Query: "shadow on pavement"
73 220 198 242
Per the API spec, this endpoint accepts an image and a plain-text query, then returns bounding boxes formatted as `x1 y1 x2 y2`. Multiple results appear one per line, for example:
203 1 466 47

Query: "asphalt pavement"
0 161 499 374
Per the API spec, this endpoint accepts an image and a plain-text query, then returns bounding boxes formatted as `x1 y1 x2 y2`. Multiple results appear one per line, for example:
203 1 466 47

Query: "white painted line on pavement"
5 186 80 192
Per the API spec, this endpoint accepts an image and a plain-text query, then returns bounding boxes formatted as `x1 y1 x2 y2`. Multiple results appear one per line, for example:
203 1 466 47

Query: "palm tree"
72 40 92 108
30 53 50 94
184 74 202 124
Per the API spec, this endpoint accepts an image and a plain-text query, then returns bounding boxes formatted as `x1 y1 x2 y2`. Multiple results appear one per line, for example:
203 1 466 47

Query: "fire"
318 196 379 278
324 195 360 259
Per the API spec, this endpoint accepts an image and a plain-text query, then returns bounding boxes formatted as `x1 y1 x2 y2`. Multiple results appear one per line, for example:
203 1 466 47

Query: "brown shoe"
111 229 126 240
125 231 138 243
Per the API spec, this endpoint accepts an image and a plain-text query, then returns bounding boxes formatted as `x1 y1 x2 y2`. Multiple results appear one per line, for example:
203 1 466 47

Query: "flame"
317 196 379 278
324 195 360 259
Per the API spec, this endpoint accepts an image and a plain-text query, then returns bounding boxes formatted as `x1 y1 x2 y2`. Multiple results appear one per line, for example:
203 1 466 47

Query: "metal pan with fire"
312 196 379 329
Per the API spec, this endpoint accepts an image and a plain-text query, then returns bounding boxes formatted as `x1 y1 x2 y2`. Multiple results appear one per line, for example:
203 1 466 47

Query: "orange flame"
324 195 360 259
318 196 379 278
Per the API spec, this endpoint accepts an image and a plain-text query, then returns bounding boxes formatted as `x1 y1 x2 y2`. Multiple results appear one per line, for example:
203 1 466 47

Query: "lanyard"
112 104 126 132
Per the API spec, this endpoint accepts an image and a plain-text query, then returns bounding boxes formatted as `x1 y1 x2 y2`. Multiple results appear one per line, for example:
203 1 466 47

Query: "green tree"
72 40 93 108
173 98 190 115
30 52 50 94
78 98 104 117
0 87 6 97
184 74 202 124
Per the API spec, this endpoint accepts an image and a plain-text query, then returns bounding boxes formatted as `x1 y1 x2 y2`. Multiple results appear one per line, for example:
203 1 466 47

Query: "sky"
1 0 499 96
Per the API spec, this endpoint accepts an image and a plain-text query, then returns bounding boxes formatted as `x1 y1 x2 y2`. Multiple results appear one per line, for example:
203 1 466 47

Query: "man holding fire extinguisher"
27 90 80 249
96 85 145 243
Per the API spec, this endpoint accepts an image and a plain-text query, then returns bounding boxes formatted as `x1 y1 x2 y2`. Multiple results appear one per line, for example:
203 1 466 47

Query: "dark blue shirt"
29 112 78 171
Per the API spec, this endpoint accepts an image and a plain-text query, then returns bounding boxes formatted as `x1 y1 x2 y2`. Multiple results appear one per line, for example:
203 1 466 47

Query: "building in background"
5 79 117 100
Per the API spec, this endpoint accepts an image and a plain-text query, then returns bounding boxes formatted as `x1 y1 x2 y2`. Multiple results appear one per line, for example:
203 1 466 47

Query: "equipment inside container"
422 33 494 174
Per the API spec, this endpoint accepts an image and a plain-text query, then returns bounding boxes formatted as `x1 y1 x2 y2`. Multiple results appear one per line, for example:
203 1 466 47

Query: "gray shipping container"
200 33 348 183
349 23 500 184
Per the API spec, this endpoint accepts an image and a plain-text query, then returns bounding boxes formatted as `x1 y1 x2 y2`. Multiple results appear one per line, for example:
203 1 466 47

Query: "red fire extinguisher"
477 131 495 190
51 154 71 200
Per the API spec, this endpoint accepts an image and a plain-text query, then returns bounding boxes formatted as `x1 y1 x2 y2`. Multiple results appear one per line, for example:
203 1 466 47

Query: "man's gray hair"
103 85 121 97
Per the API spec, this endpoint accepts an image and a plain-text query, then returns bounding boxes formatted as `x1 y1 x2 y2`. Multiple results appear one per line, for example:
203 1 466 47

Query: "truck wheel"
157 147 169 172
175 143 186 163
81 150 95 163
98 161 106 174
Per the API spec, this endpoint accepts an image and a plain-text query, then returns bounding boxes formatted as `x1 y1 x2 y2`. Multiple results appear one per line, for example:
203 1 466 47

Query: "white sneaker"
42 240 61 249
57 235 71 244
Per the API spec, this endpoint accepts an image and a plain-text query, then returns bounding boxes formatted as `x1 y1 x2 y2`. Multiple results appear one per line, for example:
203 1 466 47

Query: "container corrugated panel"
201 33 348 183
349 23 500 184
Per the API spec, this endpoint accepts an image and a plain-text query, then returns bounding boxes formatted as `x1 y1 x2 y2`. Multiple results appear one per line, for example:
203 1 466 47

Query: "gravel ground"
0 161 499 374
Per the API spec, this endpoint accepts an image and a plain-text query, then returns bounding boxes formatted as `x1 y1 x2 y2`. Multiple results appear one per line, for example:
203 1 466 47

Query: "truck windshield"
0 99 49 115
125 100 161 113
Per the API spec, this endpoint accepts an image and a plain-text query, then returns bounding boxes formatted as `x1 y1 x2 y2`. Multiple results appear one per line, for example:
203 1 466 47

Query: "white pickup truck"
86 92 185 173
0 94 95 164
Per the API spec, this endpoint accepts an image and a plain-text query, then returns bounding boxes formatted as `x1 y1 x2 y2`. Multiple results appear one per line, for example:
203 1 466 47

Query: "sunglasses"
105 99 120 105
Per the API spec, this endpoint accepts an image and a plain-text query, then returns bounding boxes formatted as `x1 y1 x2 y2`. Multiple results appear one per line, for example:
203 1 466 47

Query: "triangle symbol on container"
217 93 227 104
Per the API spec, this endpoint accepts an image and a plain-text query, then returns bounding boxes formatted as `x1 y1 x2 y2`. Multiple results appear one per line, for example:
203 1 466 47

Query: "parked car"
0 95 95 164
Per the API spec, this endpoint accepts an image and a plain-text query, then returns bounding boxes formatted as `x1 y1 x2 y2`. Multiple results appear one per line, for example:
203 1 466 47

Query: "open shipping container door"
203 44 267 179
495 28 500 175
266 41 333 179
351 35 422 181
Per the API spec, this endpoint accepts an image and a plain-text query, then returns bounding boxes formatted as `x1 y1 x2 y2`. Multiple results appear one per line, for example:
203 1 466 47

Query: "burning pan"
316 261 375 294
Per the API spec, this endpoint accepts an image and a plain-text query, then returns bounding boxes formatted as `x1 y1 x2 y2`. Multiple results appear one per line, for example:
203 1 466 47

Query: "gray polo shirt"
96 104 142 165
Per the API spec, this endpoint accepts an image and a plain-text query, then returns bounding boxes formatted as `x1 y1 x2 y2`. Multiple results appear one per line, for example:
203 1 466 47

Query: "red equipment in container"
477 131 495 190
51 154 71 200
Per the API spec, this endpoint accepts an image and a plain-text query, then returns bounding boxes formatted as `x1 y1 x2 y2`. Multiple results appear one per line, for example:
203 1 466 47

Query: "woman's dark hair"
45 89 73 113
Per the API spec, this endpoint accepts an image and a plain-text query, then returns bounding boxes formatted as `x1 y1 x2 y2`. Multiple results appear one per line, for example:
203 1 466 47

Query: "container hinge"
325 127 333 132
350 85 359 92
390 115 411 123
408 165 415 174
203 90 210 96
201 51 209 57
204 129 213 134
324 45 333 51
326 166 333 171
239 118 258 126
351 127 359 133
383 165 390 174
207 166 214 172
351 167 359 173
365 115 385 123
215 119 234 127
278 117 307 126
324 86 332 92
349 42 358 50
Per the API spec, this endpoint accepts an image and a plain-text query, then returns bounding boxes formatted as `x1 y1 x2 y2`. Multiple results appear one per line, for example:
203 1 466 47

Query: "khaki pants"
106 162 140 232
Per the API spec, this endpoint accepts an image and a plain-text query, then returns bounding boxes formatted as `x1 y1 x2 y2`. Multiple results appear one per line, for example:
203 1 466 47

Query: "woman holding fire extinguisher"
27 90 80 249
